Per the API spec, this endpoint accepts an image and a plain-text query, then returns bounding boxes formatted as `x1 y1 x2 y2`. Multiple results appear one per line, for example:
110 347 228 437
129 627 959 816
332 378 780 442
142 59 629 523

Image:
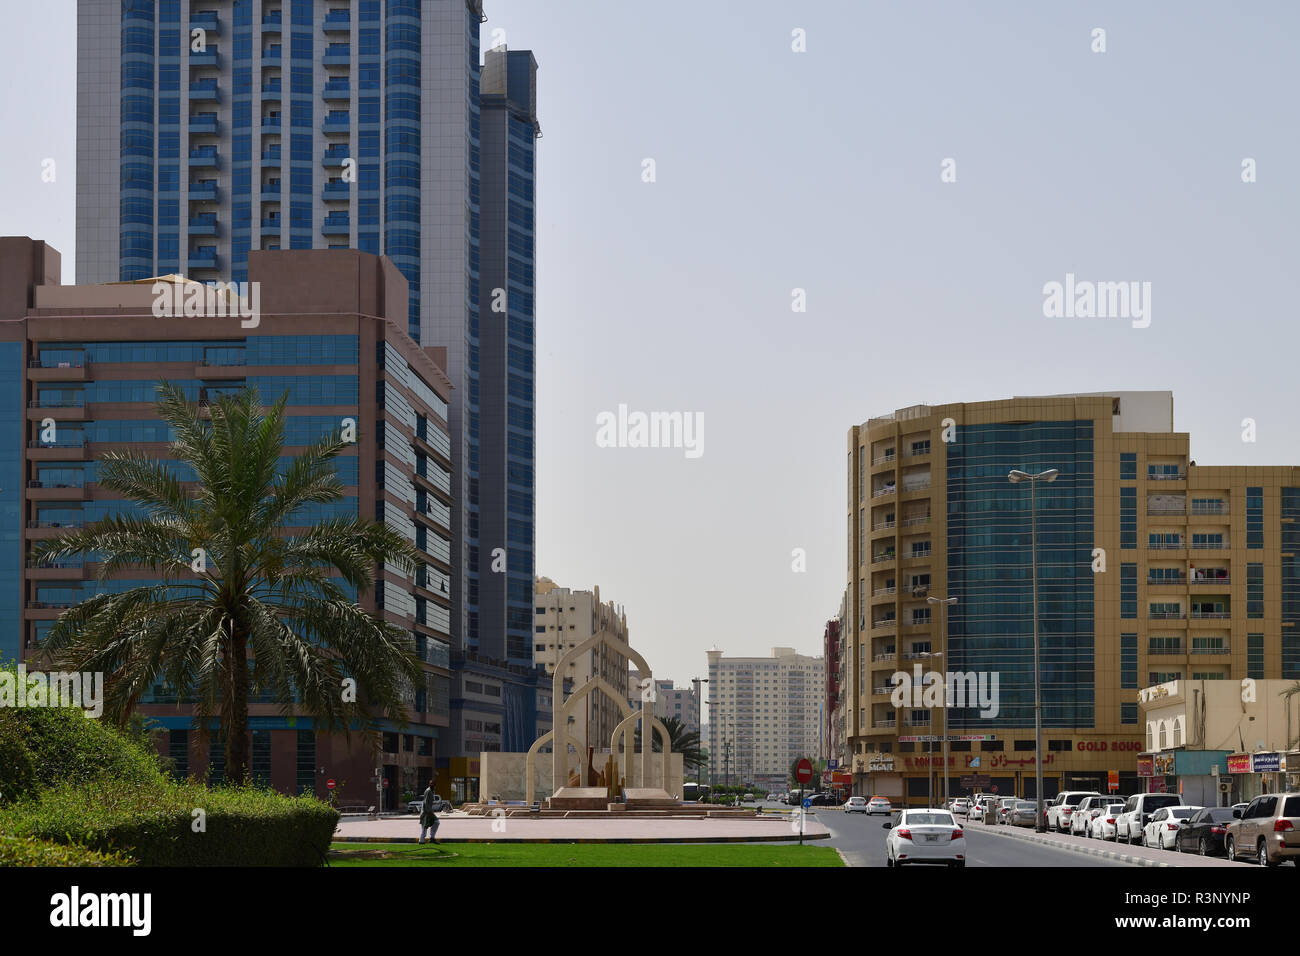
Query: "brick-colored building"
2 238 454 809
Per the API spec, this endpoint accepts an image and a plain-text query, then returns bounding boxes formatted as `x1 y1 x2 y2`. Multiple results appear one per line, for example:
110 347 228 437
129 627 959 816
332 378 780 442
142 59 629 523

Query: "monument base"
622 788 679 810
547 787 611 810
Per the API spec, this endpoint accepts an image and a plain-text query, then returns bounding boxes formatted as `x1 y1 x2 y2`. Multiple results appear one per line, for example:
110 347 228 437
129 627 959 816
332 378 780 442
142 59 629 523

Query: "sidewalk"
336 813 832 844
964 819 1250 869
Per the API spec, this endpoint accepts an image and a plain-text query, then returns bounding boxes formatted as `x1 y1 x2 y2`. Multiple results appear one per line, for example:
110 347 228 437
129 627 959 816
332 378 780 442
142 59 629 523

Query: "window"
1121 564 1136 618
1120 488 1136 548
1120 453 1137 480
1246 486 1263 548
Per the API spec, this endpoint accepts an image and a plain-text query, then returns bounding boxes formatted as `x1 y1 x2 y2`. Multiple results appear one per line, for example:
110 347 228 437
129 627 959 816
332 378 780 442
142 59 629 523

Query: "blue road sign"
803 798 812 808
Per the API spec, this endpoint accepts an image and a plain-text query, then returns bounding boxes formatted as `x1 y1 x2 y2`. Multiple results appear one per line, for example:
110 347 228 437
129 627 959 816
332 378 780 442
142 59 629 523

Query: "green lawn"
328 842 842 867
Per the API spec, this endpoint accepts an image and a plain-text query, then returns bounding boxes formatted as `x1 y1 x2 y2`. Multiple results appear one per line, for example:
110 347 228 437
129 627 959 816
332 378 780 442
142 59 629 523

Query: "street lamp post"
1009 467 1059 833
928 595 958 807
692 678 708 783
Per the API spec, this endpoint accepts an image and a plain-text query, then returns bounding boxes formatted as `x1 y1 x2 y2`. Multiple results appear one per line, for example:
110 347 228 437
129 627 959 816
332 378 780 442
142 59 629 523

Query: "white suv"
1045 791 1103 833
1115 792 1183 844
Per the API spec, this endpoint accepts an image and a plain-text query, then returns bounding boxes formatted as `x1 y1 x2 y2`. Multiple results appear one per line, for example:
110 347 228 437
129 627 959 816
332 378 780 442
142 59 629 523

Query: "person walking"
418 778 440 845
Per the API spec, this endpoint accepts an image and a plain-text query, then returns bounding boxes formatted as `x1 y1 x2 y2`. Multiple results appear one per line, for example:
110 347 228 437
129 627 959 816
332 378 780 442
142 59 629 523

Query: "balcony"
872 719 897 729
1148 572 1186 585
1190 540 1228 550
261 82 282 101
261 150 282 167
902 515 930 528
1148 540 1184 550
260 183 281 200
323 82 351 101
188 247 218 270
1148 610 1185 620
872 586 896 597
1147 504 1185 515
188 149 220 169
873 520 895 531
190 10 220 36
322 112 350 134
1189 610 1231 620
903 715 931 726
872 650 896 663
907 545 932 559
872 453 896 466
262 13 282 31
321 216 350 236
260 218 282 235
323 11 351 33
322 181 350 201
322 150 350 167
1148 642 1184 656
1191 501 1229 515
260 116 282 134
1190 642 1230 655
872 550 896 564
872 618 896 630
872 484 896 498
901 480 931 494
188 180 219 202
262 46 282 65
1189 573 1230 588
322 44 351 66
189 79 220 102
1148 470 1186 481
189 113 220 135
188 214 218 237
189 48 220 68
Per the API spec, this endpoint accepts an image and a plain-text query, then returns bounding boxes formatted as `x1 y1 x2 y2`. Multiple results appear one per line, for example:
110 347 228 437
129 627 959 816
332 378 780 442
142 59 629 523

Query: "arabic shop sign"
1136 755 1154 777
1137 681 1179 704
867 755 894 772
1252 752 1282 773
1226 753 1252 774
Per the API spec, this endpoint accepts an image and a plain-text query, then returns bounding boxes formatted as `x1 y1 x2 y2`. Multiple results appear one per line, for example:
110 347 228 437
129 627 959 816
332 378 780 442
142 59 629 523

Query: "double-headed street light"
927 595 958 807
1008 467 1058 832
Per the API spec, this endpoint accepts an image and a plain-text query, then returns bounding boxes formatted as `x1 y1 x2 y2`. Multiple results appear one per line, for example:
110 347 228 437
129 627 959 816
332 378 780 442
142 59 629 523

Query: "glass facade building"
844 392 1300 804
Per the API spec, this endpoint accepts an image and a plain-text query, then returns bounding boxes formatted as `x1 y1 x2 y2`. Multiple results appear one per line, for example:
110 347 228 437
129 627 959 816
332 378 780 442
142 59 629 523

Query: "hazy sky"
4 1 1300 704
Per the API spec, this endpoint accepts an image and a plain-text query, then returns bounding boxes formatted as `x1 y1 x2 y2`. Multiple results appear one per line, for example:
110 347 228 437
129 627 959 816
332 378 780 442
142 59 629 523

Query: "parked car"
1045 791 1103 833
844 796 869 814
1009 800 1038 827
1142 805 1200 850
996 796 1019 825
406 797 452 814
884 809 966 867
1070 795 1114 836
949 797 971 817
1115 793 1183 844
1175 806 1240 856
1225 792 1300 866
1087 801 1128 840
972 795 999 821
867 796 892 815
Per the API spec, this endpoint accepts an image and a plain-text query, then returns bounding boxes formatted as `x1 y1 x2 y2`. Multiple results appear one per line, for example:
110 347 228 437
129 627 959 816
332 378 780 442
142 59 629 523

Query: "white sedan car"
1142 806 1201 850
844 796 869 814
884 809 967 868
867 796 892 815
1087 803 1127 840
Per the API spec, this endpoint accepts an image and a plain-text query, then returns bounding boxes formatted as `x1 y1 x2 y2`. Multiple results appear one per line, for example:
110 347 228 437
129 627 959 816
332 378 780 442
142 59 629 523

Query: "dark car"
1175 806 1239 856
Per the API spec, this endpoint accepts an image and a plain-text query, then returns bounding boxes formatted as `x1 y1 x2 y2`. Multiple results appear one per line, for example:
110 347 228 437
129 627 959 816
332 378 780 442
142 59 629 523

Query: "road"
810 805 1128 867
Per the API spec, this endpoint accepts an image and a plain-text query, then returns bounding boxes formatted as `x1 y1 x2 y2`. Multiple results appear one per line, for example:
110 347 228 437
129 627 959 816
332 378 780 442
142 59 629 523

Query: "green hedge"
0 692 163 806
0 834 130 867
0 778 340 867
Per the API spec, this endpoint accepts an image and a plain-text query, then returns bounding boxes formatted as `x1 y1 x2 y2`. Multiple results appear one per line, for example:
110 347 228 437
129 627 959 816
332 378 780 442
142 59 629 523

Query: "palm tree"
35 383 423 786
635 715 704 772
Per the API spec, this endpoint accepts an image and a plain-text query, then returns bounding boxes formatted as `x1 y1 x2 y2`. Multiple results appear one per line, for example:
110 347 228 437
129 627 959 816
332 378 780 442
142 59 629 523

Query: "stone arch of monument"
610 708 672 791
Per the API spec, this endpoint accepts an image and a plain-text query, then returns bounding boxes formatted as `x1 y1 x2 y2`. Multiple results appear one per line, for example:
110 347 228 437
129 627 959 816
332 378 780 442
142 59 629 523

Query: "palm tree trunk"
223 630 251 785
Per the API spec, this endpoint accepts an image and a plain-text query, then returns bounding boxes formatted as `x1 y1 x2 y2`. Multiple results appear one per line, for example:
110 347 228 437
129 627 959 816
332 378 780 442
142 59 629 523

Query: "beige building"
534 578 630 757
627 672 701 736
847 392 1300 805
706 647 824 790
1139 678 1300 806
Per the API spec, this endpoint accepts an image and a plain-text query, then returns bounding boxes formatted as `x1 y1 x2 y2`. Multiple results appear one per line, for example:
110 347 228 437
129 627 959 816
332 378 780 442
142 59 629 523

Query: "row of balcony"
190 148 354 171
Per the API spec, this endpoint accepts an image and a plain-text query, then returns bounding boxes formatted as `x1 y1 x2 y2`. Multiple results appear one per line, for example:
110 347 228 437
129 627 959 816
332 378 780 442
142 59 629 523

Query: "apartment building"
846 391 1300 805
534 577 631 755
2 238 456 810
706 646 824 791
75 0 542 762
627 672 701 736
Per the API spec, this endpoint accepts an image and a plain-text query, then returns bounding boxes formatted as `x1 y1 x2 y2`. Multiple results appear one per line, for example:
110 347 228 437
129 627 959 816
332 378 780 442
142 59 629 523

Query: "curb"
968 823 1170 867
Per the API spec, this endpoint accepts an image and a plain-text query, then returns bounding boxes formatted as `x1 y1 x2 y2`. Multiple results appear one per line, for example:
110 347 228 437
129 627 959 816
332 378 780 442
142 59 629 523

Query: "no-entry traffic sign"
326 779 336 790
796 758 813 783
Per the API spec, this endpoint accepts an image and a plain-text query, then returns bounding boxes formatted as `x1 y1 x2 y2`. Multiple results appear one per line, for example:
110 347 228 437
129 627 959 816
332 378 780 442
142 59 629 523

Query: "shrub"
0 834 129 867
0 778 339 867
0 667 164 806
